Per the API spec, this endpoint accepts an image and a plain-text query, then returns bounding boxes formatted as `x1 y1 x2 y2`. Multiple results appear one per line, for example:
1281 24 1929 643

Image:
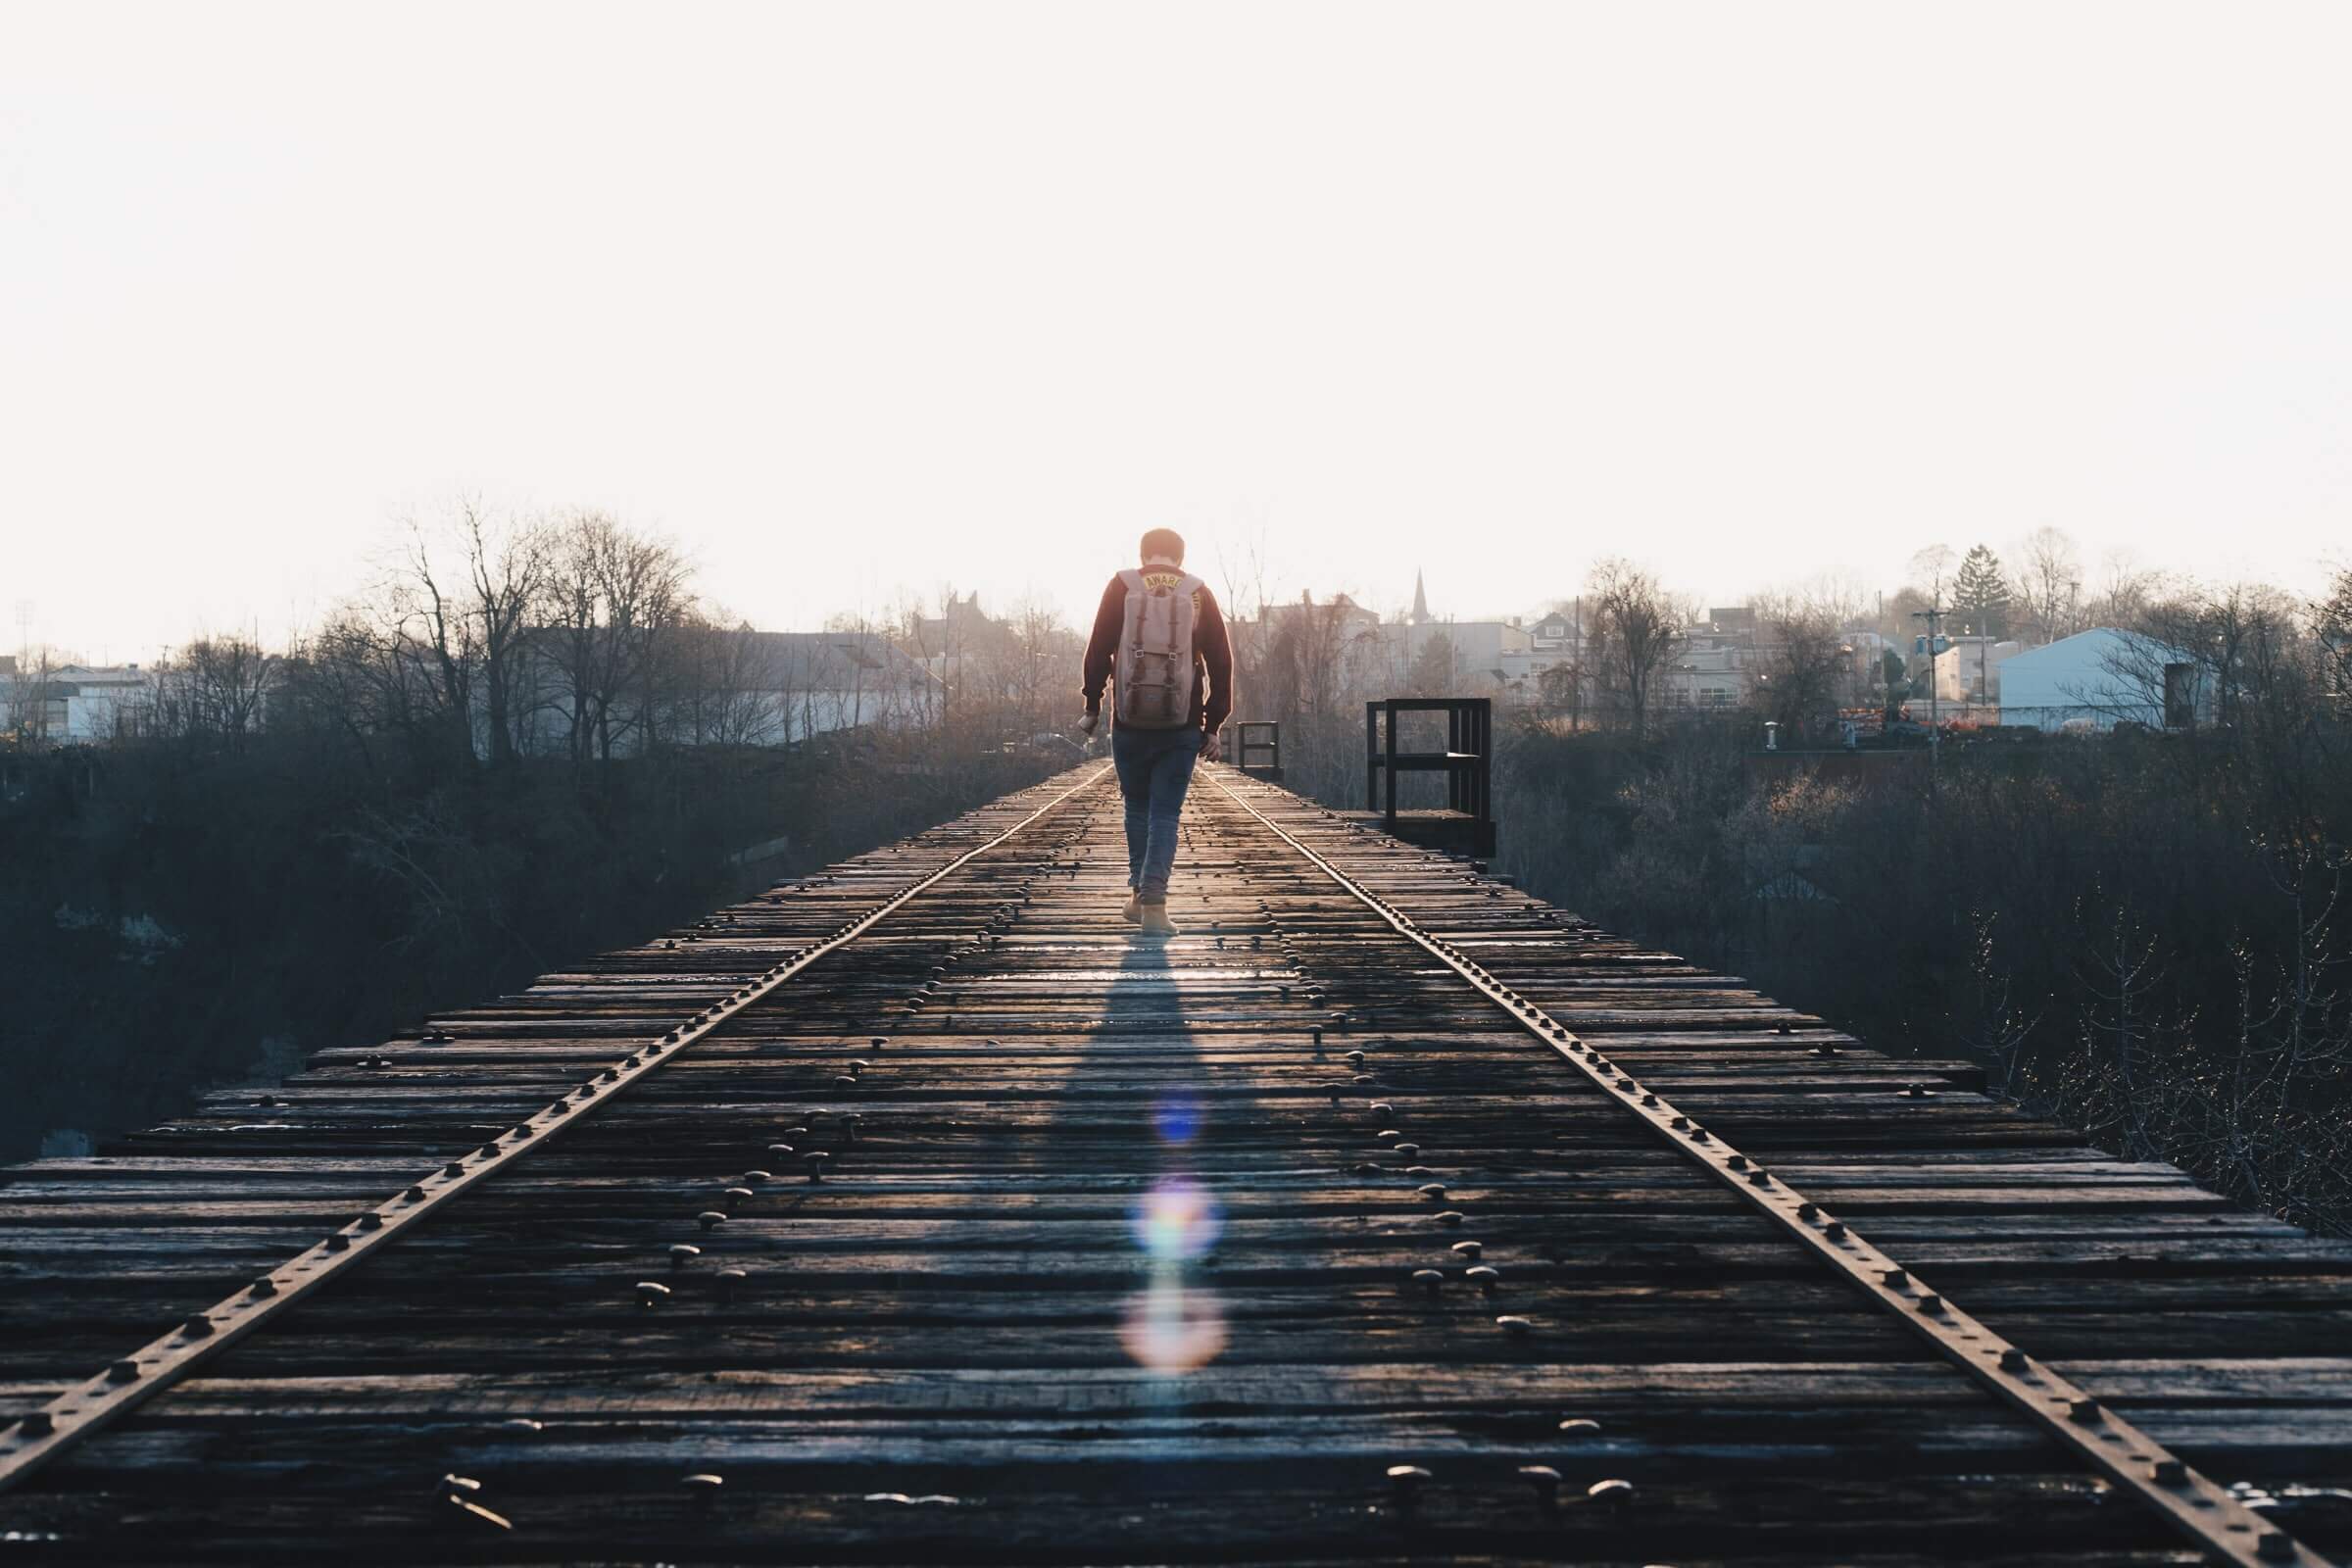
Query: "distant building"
2 662 159 743
901 592 994 686
690 630 940 745
519 628 940 754
1930 636 2024 704
1670 615 1755 710
1529 604 1581 650
1389 615 1537 700
1998 628 2204 731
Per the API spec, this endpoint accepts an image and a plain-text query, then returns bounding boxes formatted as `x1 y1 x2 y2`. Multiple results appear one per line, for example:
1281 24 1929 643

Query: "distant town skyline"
8 2 2349 663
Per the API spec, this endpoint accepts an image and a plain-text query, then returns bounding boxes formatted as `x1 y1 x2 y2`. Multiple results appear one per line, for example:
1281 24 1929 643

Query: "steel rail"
0 764 1113 1494
1206 768 2329 1568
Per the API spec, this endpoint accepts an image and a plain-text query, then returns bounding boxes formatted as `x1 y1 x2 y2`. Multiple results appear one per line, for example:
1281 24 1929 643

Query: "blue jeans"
1111 725 1202 901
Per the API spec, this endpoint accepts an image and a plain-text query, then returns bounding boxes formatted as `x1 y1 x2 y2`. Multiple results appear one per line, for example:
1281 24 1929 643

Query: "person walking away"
1077 527 1234 936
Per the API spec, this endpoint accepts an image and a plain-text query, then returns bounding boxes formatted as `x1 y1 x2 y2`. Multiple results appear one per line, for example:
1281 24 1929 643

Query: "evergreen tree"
1952 544 2014 638
1407 630 1460 695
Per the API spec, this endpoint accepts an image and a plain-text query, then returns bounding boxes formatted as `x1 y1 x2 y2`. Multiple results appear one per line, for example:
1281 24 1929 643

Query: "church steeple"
1410 569 1431 625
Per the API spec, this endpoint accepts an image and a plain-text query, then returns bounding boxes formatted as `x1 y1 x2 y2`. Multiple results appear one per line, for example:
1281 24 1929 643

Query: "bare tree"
2312 565 2352 720
1751 588 1855 738
3 643 64 744
176 634 276 750
662 612 785 748
1537 658 1588 728
2133 580 2302 732
540 512 695 762
387 520 480 764
1908 544 1956 604
2013 525 2083 644
2085 550 2161 629
1587 559 1686 738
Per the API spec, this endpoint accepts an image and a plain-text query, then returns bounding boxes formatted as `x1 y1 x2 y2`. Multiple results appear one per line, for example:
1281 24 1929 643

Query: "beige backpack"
1113 569 1202 729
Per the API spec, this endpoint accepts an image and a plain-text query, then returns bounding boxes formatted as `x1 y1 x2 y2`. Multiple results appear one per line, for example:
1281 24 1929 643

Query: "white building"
1931 637 2025 704
1999 628 2203 731
1385 616 1538 701
519 629 942 755
2 662 160 742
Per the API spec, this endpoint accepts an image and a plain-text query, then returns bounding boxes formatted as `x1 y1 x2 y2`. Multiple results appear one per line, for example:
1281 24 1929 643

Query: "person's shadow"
1033 808 1235 1438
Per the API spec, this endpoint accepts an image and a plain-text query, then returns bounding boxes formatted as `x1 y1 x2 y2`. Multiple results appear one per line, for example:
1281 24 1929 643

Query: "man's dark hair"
1140 527 1186 564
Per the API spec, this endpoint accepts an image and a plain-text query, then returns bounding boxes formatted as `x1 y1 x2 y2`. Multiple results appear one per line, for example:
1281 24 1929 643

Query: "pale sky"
4 1 2347 663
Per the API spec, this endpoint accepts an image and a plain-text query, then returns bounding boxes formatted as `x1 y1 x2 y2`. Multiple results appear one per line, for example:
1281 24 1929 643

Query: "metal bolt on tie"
1587 1478 1636 1505
669 1245 702 1268
1450 1241 1483 1260
695 1211 728 1232
1557 1417 1601 1436
1410 1268 1445 1297
1495 1315 1534 1338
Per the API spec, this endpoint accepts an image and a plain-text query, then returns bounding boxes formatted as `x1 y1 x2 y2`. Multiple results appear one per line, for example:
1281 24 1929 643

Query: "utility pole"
1912 605 1946 777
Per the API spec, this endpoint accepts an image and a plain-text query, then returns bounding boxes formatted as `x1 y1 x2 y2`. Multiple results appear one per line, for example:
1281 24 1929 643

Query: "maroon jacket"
1082 568 1234 733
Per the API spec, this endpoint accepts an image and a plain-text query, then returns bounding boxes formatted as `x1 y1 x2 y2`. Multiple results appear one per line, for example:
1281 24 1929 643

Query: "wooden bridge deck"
2 765 2348 1564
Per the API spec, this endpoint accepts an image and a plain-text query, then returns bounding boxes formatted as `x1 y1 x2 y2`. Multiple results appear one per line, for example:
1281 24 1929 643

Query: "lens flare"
1152 1093 1203 1146
1119 1274 1228 1374
1132 1176 1220 1260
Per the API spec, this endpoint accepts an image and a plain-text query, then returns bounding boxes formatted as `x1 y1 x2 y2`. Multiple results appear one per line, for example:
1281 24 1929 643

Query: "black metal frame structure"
1234 720 1282 779
1364 696 1493 838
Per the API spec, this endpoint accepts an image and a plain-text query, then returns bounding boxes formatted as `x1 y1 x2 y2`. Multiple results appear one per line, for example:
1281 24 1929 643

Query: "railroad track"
1 764 2347 1564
